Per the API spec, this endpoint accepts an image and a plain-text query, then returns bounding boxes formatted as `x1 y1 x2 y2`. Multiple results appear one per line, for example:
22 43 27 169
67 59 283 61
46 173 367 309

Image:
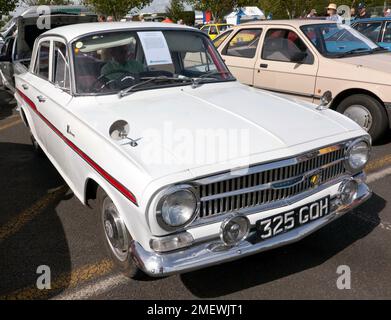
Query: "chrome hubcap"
102 198 129 262
344 105 373 132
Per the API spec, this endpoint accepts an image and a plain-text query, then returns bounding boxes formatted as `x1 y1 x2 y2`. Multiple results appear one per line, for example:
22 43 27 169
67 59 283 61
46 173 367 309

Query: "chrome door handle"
37 95 46 103
22 84 29 90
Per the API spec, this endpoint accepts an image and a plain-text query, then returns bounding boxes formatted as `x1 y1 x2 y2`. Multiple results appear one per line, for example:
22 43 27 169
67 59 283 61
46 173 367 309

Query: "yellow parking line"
0 118 22 132
1 259 115 300
365 154 391 173
0 185 68 243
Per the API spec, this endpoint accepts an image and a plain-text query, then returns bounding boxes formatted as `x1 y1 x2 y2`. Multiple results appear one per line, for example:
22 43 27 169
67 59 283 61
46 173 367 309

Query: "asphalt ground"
0 89 390 300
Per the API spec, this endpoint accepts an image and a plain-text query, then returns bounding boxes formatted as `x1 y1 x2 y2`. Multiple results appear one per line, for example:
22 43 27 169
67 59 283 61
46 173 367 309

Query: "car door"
219 27 263 85
0 36 15 90
254 27 319 102
17 39 53 146
35 38 73 169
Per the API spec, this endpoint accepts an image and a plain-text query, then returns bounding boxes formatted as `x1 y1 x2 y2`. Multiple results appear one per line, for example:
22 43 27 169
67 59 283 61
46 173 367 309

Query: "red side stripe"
16 89 138 206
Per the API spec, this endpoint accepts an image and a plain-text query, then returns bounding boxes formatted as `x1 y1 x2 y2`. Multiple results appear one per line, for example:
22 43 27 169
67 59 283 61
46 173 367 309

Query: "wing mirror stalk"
316 91 333 111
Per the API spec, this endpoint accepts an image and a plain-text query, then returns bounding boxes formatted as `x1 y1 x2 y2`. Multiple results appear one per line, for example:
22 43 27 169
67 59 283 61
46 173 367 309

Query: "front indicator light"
150 232 194 253
338 179 358 206
220 216 250 246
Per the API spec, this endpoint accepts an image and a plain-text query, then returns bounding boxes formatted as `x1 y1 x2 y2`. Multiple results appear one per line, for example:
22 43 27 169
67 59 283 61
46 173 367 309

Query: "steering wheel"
91 70 138 92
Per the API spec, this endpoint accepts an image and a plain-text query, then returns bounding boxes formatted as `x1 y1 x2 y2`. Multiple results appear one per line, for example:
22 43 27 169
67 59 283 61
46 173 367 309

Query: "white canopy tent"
226 7 266 25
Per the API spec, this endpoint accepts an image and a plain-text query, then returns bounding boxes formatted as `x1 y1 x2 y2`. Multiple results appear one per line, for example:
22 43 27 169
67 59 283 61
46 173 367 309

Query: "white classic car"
15 22 372 278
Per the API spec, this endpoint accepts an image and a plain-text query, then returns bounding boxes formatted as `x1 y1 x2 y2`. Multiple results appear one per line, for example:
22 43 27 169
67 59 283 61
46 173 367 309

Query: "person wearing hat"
357 2 371 19
307 9 317 18
326 3 342 23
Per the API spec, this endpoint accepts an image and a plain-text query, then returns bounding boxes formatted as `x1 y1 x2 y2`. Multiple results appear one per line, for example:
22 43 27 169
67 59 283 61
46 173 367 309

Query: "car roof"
352 17 391 23
233 19 335 28
41 22 195 41
203 23 232 26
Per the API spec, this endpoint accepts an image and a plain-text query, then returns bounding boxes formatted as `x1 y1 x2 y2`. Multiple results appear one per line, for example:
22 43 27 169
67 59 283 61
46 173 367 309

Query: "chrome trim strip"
200 158 346 202
131 181 372 277
194 142 346 185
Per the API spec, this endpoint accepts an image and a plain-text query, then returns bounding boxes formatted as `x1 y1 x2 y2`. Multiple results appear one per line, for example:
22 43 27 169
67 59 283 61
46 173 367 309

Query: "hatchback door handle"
260 64 268 68
37 95 46 103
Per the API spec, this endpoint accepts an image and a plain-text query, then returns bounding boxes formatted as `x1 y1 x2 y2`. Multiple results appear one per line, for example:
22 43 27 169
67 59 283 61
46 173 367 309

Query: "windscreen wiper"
337 48 370 58
191 71 234 88
370 47 388 53
118 76 192 98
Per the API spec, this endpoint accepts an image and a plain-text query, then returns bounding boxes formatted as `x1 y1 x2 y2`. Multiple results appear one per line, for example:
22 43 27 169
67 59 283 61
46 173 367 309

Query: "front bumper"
130 181 372 277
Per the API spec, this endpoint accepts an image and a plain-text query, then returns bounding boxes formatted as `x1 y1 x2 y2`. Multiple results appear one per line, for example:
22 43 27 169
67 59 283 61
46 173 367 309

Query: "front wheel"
30 134 43 156
336 94 388 142
97 187 145 279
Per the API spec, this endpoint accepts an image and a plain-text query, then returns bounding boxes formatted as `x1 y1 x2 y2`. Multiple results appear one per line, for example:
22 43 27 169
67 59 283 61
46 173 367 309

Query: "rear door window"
34 41 50 80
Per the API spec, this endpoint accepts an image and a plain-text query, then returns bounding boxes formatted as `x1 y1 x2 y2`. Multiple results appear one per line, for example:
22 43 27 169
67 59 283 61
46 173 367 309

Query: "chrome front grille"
196 145 347 219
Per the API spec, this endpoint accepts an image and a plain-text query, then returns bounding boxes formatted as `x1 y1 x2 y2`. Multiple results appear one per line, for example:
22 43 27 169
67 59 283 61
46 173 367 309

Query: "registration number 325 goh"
256 196 330 241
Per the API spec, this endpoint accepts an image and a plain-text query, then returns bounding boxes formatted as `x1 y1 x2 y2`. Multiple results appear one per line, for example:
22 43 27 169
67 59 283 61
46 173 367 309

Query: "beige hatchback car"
215 20 391 141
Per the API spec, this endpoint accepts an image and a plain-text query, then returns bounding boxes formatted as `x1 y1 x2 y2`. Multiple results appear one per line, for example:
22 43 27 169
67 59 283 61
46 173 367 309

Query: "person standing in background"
307 9 317 18
98 15 106 22
162 16 173 23
356 3 371 19
107 16 114 22
326 3 343 23
385 8 391 17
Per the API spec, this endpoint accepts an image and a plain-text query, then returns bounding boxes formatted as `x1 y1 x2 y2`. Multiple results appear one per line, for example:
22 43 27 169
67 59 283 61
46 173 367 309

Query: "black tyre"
30 134 44 156
97 187 145 279
336 94 388 142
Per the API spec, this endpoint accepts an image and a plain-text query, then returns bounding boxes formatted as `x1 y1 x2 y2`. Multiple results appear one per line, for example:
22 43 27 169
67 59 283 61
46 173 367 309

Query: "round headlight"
346 140 370 171
157 185 199 230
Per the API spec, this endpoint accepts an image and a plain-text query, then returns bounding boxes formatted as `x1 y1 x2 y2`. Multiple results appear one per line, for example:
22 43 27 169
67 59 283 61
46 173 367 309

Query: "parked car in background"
15 22 371 278
351 17 391 50
201 23 233 40
215 20 391 141
0 5 95 40
0 13 97 91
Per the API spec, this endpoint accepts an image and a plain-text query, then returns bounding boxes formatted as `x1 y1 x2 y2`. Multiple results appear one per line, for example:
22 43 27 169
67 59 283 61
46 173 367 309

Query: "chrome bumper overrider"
130 182 372 277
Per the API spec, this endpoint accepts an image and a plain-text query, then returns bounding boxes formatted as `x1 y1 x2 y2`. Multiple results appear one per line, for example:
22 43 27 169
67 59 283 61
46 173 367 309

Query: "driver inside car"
101 44 145 81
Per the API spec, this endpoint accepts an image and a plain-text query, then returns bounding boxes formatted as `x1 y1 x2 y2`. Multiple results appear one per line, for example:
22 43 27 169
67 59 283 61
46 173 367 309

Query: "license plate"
256 196 331 241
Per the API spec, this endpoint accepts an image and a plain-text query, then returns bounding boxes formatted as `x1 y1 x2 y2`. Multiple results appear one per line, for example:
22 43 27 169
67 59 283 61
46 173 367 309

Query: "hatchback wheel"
97 187 145 279
337 94 388 142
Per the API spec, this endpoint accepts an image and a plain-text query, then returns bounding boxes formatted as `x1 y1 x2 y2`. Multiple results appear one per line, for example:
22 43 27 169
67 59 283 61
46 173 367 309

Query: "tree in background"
83 0 152 21
166 0 185 22
22 0 73 5
0 0 18 15
256 0 389 19
187 0 389 21
185 0 236 22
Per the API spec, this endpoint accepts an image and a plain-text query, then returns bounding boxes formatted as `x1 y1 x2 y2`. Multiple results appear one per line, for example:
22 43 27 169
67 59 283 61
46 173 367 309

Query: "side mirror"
291 51 307 63
316 91 333 110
